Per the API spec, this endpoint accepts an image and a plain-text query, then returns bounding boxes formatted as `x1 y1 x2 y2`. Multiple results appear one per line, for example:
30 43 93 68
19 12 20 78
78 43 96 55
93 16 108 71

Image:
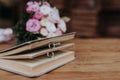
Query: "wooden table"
0 38 120 80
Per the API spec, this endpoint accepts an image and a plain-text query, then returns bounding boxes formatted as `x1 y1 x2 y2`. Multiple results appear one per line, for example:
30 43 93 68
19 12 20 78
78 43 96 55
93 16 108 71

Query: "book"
0 51 75 77
0 43 74 59
0 32 76 77
0 32 75 57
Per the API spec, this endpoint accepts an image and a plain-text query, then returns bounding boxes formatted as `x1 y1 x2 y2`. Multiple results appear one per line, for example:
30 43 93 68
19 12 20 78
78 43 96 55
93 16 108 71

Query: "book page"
0 32 75 53
0 43 74 59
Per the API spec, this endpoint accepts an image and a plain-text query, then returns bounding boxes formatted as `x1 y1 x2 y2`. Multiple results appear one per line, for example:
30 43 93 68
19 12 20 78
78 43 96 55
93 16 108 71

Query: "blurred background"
0 0 120 38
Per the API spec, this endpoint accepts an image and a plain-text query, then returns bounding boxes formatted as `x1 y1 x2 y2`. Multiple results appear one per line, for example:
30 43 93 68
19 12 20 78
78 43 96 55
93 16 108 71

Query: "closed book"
0 51 75 77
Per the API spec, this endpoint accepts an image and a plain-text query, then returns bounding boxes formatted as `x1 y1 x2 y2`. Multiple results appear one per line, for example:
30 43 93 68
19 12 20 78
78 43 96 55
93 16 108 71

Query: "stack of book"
0 32 76 77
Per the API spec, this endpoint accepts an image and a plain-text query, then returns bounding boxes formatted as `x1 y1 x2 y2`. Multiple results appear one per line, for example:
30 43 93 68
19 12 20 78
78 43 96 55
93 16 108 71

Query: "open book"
0 32 76 77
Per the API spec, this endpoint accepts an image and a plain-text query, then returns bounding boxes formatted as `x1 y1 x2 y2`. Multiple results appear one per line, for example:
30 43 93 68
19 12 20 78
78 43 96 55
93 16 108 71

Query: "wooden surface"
68 0 101 37
0 38 120 80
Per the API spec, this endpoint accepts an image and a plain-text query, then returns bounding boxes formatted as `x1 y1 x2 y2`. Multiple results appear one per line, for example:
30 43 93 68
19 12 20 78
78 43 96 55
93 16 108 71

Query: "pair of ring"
47 42 61 57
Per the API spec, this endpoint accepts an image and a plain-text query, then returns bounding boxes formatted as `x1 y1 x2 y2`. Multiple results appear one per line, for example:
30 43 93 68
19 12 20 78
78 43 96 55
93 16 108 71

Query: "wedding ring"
47 52 55 58
47 42 61 58
48 42 61 49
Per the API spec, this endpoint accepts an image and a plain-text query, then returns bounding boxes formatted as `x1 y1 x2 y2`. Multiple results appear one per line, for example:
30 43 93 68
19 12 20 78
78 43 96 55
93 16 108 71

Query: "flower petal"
26 19 41 33
46 21 57 33
40 5 51 15
58 19 67 33
40 28 49 36
47 33 57 38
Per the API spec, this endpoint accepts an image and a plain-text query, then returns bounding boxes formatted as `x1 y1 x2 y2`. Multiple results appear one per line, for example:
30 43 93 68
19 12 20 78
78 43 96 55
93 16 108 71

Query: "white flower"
40 5 51 15
3 28 13 35
58 19 67 33
4 35 12 42
40 18 57 33
54 28 63 36
46 28 63 38
0 29 4 35
48 7 60 23
0 28 13 42
62 17 71 22
40 18 49 26
46 21 57 33
47 33 57 38
0 36 5 42
40 28 49 36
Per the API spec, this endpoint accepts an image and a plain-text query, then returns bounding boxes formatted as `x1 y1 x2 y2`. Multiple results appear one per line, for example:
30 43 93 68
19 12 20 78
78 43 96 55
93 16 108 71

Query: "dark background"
0 0 120 38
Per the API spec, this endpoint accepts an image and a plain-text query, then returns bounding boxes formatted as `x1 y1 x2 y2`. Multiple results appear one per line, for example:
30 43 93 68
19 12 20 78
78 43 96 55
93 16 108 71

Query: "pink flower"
48 7 60 23
26 1 40 13
33 11 43 20
26 19 41 33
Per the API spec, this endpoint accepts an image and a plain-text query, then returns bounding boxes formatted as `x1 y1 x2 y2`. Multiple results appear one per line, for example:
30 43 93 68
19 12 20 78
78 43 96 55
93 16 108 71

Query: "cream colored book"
0 51 75 77
0 43 74 59
0 32 75 57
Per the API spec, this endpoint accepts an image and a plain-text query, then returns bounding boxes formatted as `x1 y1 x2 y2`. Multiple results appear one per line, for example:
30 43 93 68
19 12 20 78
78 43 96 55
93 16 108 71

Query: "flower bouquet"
14 0 70 44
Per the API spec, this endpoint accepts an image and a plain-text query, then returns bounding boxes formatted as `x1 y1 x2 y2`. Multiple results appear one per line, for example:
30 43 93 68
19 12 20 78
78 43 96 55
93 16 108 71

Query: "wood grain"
68 0 101 37
0 38 120 80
